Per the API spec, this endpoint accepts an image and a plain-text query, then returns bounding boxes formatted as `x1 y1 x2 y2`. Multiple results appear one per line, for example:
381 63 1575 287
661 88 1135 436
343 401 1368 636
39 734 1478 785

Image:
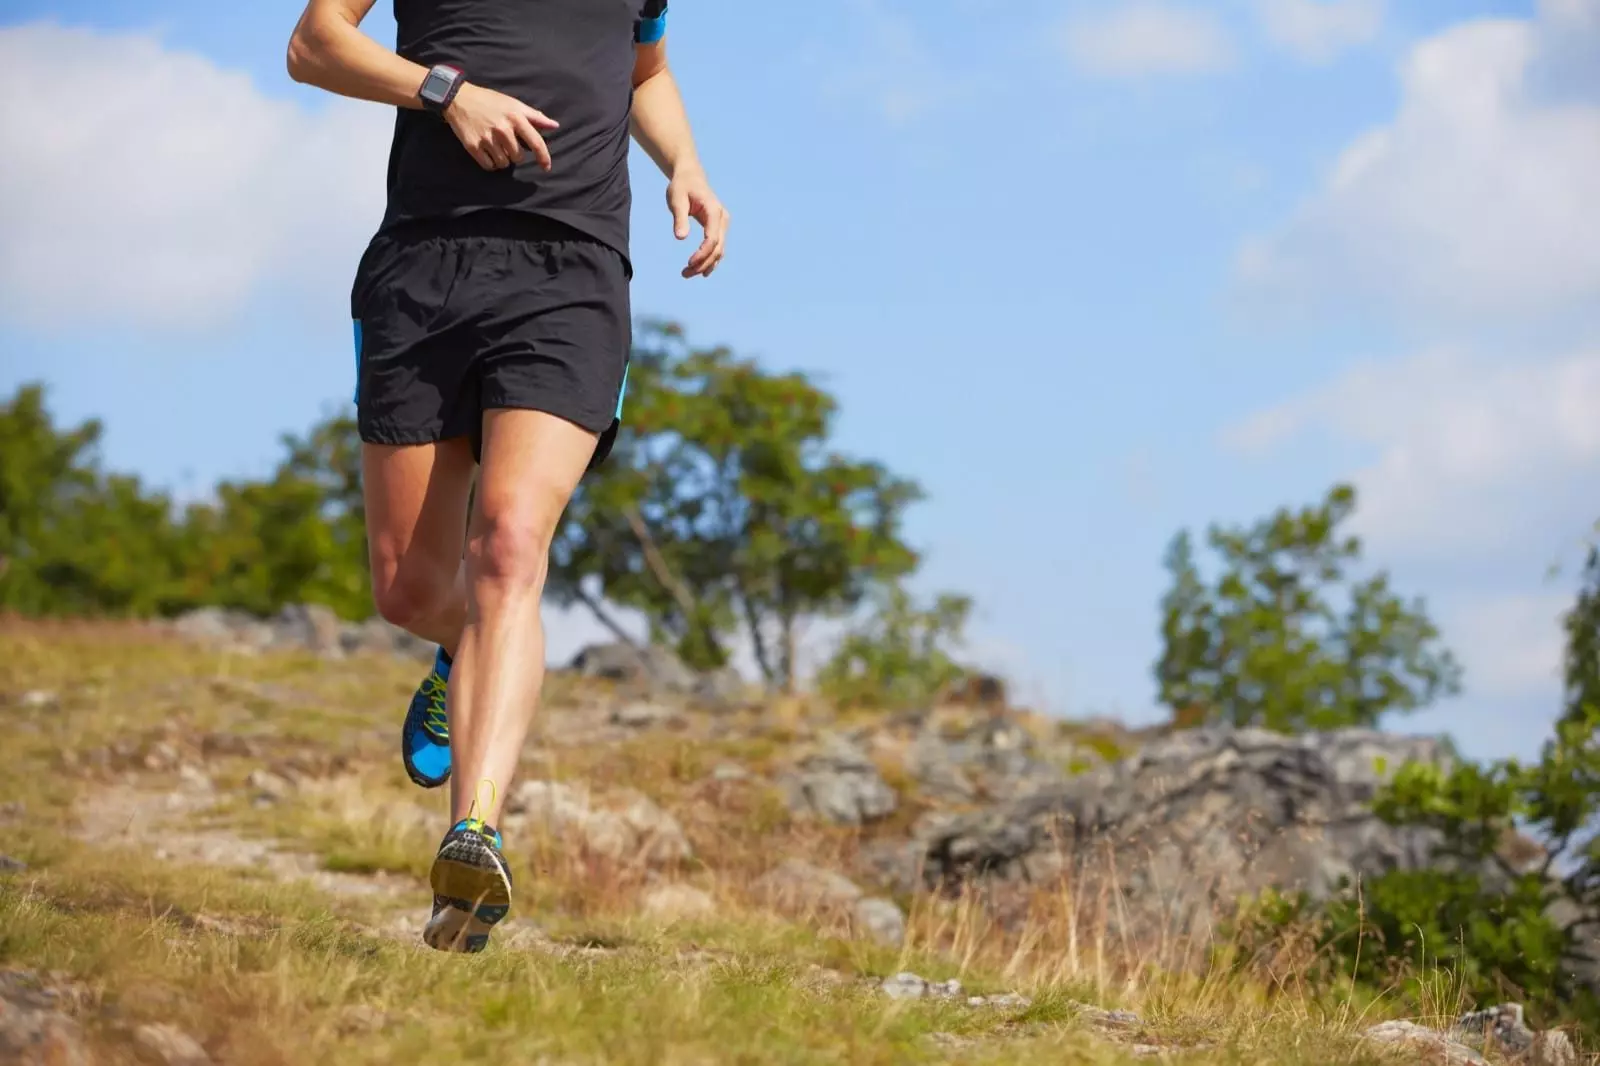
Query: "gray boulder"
778 732 898 826
568 642 697 694
912 726 1463 938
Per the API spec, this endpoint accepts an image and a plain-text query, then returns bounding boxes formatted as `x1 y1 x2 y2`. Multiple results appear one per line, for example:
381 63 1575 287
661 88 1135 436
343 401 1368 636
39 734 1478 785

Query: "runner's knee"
469 496 560 593
372 563 458 628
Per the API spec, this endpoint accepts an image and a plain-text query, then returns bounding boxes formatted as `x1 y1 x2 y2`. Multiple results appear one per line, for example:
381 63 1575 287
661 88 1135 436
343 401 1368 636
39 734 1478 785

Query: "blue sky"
3 0 1597 760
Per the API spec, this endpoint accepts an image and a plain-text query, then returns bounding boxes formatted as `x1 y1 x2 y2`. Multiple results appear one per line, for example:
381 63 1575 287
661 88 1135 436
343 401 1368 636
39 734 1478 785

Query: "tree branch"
623 504 700 624
571 584 642 651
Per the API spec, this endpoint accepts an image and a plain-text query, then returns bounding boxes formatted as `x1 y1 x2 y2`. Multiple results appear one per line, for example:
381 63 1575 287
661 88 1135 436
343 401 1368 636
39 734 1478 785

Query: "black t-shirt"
378 0 668 264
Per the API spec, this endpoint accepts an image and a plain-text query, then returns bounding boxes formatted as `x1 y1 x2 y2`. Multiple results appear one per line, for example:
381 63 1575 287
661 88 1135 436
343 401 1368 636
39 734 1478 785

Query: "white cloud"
1223 346 1600 559
1255 0 1383 64
1238 0 1600 322
0 22 390 332
1060 4 1235 79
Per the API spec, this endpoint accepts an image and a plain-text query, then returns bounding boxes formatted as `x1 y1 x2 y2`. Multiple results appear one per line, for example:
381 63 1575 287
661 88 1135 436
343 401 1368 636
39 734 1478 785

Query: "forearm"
286 6 429 109
630 67 703 178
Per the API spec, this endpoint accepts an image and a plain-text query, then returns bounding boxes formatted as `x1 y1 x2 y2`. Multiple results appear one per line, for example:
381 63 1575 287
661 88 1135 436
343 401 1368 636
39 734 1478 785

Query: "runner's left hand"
666 166 728 278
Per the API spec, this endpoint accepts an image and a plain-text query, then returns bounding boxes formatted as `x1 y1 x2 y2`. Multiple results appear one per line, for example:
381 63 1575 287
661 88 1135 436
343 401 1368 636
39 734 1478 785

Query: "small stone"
1070 1002 1141 1027
0 856 27 874
880 972 929 1000
852 897 906 947
143 742 181 772
133 1022 213 1066
640 883 716 923
971 992 1031 1010
177 765 213 793
756 858 862 911
927 978 963 999
18 690 58 710
710 764 749 782
610 701 681 729
246 769 295 802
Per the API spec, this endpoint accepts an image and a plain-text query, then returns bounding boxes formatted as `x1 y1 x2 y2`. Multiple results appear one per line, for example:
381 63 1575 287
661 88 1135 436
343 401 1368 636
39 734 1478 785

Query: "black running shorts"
350 213 630 470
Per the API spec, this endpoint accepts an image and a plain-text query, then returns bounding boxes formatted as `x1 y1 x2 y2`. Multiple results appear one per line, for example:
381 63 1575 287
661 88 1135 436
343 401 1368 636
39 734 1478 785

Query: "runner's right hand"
443 83 558 172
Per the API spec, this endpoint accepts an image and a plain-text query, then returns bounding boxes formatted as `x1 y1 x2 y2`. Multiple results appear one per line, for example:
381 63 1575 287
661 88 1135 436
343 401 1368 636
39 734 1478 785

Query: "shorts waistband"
375 210 599 247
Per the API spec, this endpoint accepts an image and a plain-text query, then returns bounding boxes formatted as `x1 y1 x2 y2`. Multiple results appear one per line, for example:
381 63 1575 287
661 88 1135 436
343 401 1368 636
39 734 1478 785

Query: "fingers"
524 106 560 132
509 112 552 171
668 187 692 241
682 198 729 278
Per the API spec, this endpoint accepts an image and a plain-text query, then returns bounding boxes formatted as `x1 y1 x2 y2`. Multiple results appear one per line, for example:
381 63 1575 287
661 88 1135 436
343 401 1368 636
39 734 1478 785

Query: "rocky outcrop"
904 726 1464 937
504 780 692 866
170 605 433 661
778 733 898 826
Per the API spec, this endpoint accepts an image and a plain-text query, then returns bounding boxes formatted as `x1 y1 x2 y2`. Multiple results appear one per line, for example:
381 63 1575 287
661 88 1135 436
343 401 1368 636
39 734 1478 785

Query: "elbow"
285 23 322 85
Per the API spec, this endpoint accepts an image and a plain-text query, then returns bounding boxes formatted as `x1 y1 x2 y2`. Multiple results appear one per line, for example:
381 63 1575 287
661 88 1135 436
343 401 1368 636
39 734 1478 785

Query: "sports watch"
418 64 464 113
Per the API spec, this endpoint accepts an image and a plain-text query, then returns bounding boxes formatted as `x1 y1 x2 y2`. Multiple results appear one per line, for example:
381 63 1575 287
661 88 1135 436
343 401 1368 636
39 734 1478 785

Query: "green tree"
816 583 973 710
179 412 371 619
0 383 190 615
1154 483 1461 732
550 322 924 686
1323 541 1600 1029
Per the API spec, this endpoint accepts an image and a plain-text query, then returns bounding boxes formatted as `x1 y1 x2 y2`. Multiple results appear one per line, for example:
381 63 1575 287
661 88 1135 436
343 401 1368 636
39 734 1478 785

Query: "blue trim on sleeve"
614 362 630 419
352 319 363 405
635 8 667 43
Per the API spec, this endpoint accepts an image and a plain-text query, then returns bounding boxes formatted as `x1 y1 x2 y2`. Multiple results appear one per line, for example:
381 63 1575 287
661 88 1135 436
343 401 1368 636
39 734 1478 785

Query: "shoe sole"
423 838 512 954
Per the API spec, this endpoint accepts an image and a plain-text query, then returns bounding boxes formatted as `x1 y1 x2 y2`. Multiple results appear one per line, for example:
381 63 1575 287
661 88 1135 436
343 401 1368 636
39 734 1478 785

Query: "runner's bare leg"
445 407 597 824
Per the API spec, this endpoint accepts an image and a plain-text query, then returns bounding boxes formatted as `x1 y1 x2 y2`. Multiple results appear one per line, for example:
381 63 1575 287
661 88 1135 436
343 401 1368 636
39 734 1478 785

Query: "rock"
171 607 275 652
506 780 691 865
692 667 748 709
0 970 91 1066
0 856 25 874
340 617 432 660
905 716 1064 804
18 691 58 711
880 973 962 1001
778 733 898 826
1071 1003 1141 1028
569 643 696 694
609 701 683 730
246 769 295 803
880 972 929 1000
710 764 749 783
971 992 1032 1010
913 726 1467 940
1451 1004 1574 1064
175 765 213 794
133 1022 212 1066
756 858 862 911
641 883 716 922
269 604 344 658
1364 1020 1487 1065
852 897 907 947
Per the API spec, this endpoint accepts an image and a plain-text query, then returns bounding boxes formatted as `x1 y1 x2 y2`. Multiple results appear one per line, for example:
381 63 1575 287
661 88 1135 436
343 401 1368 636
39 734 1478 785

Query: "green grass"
0 623 1562 1065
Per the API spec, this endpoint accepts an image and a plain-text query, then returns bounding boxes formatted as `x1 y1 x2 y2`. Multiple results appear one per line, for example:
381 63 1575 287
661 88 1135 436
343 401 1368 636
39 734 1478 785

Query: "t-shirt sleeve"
634 0 668 43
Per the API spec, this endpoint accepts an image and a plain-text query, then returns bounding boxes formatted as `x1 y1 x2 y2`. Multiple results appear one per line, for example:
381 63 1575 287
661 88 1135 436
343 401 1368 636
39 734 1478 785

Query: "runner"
286 0 727 953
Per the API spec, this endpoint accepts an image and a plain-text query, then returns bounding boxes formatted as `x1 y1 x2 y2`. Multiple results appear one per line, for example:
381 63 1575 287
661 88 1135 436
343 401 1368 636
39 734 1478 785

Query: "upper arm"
631 0 669 85
295 0 377 36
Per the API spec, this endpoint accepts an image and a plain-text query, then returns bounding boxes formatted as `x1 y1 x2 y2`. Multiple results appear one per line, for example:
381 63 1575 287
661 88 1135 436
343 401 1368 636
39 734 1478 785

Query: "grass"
0 621 1563 1064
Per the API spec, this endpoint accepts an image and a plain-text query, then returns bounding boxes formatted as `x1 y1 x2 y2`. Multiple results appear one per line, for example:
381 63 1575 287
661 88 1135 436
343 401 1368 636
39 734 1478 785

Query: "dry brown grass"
0 623 1536 1065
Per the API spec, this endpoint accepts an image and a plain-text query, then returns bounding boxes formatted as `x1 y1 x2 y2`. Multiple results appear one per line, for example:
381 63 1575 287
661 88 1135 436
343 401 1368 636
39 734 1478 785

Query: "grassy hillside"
0 621 1568 1065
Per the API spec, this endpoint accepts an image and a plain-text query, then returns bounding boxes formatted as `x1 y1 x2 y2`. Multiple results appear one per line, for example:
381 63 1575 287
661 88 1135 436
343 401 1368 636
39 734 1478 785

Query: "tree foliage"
550 322 924 688
1155 483 1462 732
0 383 370 619
815 584 973 711
1230 542 1600 1032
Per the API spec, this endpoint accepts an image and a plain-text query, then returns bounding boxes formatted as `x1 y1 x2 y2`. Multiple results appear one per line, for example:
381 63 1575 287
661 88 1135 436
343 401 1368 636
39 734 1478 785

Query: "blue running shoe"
423 812 513 954
402 647 452 789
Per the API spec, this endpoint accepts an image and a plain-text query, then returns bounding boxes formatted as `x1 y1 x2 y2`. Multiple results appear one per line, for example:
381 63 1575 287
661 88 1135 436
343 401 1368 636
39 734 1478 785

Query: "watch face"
422 68 455 101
